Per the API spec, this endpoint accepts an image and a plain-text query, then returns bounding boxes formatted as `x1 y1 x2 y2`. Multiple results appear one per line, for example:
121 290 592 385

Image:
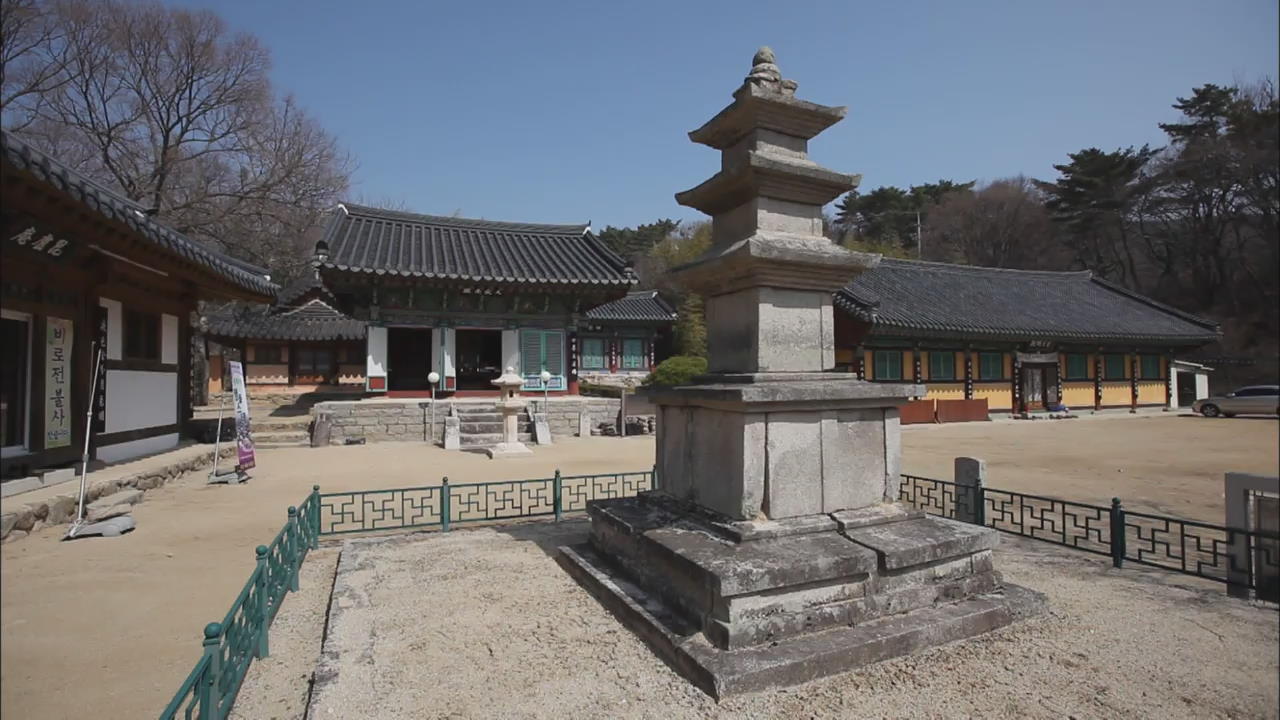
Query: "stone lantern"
486 367 533 459
560 47 1036 698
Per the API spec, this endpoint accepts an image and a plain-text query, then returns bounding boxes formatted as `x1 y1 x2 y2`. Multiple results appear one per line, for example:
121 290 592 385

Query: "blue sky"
185 0 1277 229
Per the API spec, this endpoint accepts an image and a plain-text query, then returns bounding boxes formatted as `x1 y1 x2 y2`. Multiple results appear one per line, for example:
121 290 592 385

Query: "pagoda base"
558 494 1045 698
484 441 533 459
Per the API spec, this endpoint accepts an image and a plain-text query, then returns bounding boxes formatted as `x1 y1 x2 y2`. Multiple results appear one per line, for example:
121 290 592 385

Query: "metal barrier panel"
982 487 1112 556
319 486 444 535
449 478 556 524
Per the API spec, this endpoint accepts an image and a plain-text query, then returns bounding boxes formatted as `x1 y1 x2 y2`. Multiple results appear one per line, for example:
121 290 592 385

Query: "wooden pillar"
1165 351 1175 409
567 330 580 394
648 331 657 371
854 346 865 380
607 335 618 374
963 347 973 400
912 345 922 384
1093 349 1103 411
1129 350 1139 413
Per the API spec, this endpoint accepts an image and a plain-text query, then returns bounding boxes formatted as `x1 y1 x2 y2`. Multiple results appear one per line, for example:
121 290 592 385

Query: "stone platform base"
560 543 1042 698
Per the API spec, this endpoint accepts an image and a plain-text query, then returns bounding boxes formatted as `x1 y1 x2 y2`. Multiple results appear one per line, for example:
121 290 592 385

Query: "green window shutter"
928 351 954 380
544 330 564 376
1104 354 1125 380
1066 354 1089 380
977 352 1002 380
581 338 605 369
520 330 542 376
622 339 645 369
1140 355 1161 379
873 350 902 380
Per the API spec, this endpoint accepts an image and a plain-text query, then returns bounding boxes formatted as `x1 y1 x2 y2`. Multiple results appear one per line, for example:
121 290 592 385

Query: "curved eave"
318 262 635 288
865 319 1220 347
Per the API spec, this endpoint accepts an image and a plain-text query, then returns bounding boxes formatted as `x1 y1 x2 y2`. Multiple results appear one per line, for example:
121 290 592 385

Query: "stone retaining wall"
0 446 234 544
313 398 629 444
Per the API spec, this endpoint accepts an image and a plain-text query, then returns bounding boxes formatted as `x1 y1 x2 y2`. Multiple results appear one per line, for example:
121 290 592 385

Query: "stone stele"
559 47 1042 699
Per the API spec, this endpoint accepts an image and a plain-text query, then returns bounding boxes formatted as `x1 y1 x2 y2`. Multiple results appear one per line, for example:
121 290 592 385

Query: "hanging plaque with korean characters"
45 316 74 448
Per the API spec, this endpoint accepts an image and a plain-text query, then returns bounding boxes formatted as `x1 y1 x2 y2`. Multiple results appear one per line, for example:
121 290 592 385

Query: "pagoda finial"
744 46 796 96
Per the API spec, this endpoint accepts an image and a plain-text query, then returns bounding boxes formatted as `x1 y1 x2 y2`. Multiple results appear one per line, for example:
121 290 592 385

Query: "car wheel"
1200 404 1220 418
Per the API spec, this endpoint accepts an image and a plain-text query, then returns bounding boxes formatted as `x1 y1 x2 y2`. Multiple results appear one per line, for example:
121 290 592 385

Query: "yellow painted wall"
1137 380 1164 405
1003 353 1013 378
863 350 873 377
903 350 915 380
925 384 966 401
1062 381 1094 408
973 383 1012 410
1100 382 1131 406
835 348 855 365
919 351 930 381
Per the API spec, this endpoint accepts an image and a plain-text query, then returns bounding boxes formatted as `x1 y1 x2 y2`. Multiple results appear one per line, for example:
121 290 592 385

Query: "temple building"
204 202 676 397
834 258 1221 418
1 131 274 479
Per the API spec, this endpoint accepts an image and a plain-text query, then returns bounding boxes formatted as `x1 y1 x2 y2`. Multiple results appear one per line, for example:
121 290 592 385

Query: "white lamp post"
428 371 441 442
539 369 552 413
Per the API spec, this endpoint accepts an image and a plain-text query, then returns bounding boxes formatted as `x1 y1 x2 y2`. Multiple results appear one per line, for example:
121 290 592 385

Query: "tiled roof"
318 203 634 287
585 290 677 323
1 130 276 299
836 258 1219 346
206 297 366 341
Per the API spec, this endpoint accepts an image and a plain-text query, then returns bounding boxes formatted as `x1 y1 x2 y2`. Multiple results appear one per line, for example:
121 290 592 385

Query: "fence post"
652 463 659 492
287 507 300 592
954 457 985 525
441 477 451 532
311 485 321 548
553 469 563 523
254 546 270 659
198 622 222 720
1110 498 1126 568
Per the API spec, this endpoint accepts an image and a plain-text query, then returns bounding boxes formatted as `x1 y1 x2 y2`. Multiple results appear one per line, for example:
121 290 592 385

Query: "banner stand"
209 359 255 484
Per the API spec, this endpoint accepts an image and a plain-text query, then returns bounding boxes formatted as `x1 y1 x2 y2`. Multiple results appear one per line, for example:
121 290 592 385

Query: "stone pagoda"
560 48 1037 698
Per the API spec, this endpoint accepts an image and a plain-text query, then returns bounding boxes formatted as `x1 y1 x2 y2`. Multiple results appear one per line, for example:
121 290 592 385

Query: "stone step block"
85 488 142 522
842 515 999 570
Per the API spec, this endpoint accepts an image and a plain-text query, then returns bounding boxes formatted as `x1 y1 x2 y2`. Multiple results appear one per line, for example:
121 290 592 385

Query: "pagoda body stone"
560 48 1040 699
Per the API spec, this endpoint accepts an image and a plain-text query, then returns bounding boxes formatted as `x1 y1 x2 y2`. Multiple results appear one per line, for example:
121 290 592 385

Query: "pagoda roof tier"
688 83 848 150
675 152 859 216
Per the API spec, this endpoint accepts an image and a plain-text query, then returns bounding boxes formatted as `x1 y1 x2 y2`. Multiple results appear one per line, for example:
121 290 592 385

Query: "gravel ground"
229 547 339 720
284 519 1279 720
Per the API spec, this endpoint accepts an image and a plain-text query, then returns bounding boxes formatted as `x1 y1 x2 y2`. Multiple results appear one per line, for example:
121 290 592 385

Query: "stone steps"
253 430 311 449
459 421 533 434
460 433 533 447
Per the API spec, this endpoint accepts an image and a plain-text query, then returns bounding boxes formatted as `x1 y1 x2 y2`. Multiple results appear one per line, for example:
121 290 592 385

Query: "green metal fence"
159 469 655 719
159 486 320 720
317 469 656 535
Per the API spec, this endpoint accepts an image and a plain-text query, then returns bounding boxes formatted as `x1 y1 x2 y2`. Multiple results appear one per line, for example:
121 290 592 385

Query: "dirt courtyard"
1 414 1276 719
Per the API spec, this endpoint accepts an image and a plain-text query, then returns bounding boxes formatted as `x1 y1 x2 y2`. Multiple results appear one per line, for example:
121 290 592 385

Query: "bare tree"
1 0 351 282
921 176 1061 269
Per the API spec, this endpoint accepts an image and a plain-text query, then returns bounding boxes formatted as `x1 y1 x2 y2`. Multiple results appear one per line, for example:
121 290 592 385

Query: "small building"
204 275 367 397
1170 360 1213 408
834 258 1220 417
314 203 642 396
578 290 677 387
1 131 274 479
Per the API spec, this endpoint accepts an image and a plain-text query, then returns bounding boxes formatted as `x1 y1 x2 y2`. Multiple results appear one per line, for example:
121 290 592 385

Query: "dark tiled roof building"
833 258 1220 418
262 203 674 396
1 130 275 479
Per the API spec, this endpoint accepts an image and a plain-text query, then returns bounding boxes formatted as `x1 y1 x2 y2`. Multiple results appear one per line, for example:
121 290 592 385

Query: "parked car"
1193 385 1280 417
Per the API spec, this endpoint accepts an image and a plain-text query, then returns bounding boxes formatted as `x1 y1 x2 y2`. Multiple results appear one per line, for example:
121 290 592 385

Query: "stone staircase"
252 414 313 449
454 404 533 451
191 397 319 449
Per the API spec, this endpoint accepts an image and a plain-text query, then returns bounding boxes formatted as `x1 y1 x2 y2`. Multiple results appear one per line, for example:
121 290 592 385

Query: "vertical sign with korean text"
45 317 73 448
93 306 107 434
228 360 256 470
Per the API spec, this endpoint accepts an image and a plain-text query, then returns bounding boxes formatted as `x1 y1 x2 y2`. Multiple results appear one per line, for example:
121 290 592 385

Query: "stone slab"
714 513 837 543
0 477 42 498
560 543 1032 699
484 442 533 459
830 503 924 530
843 516 998 570
40 467 76 487
649 378 922 411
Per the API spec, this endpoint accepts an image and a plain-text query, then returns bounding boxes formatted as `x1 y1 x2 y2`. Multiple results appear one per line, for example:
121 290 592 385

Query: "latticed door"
519 329 565 390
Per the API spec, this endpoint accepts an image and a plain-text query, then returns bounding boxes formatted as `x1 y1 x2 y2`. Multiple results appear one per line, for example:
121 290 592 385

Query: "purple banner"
228 360 256 470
